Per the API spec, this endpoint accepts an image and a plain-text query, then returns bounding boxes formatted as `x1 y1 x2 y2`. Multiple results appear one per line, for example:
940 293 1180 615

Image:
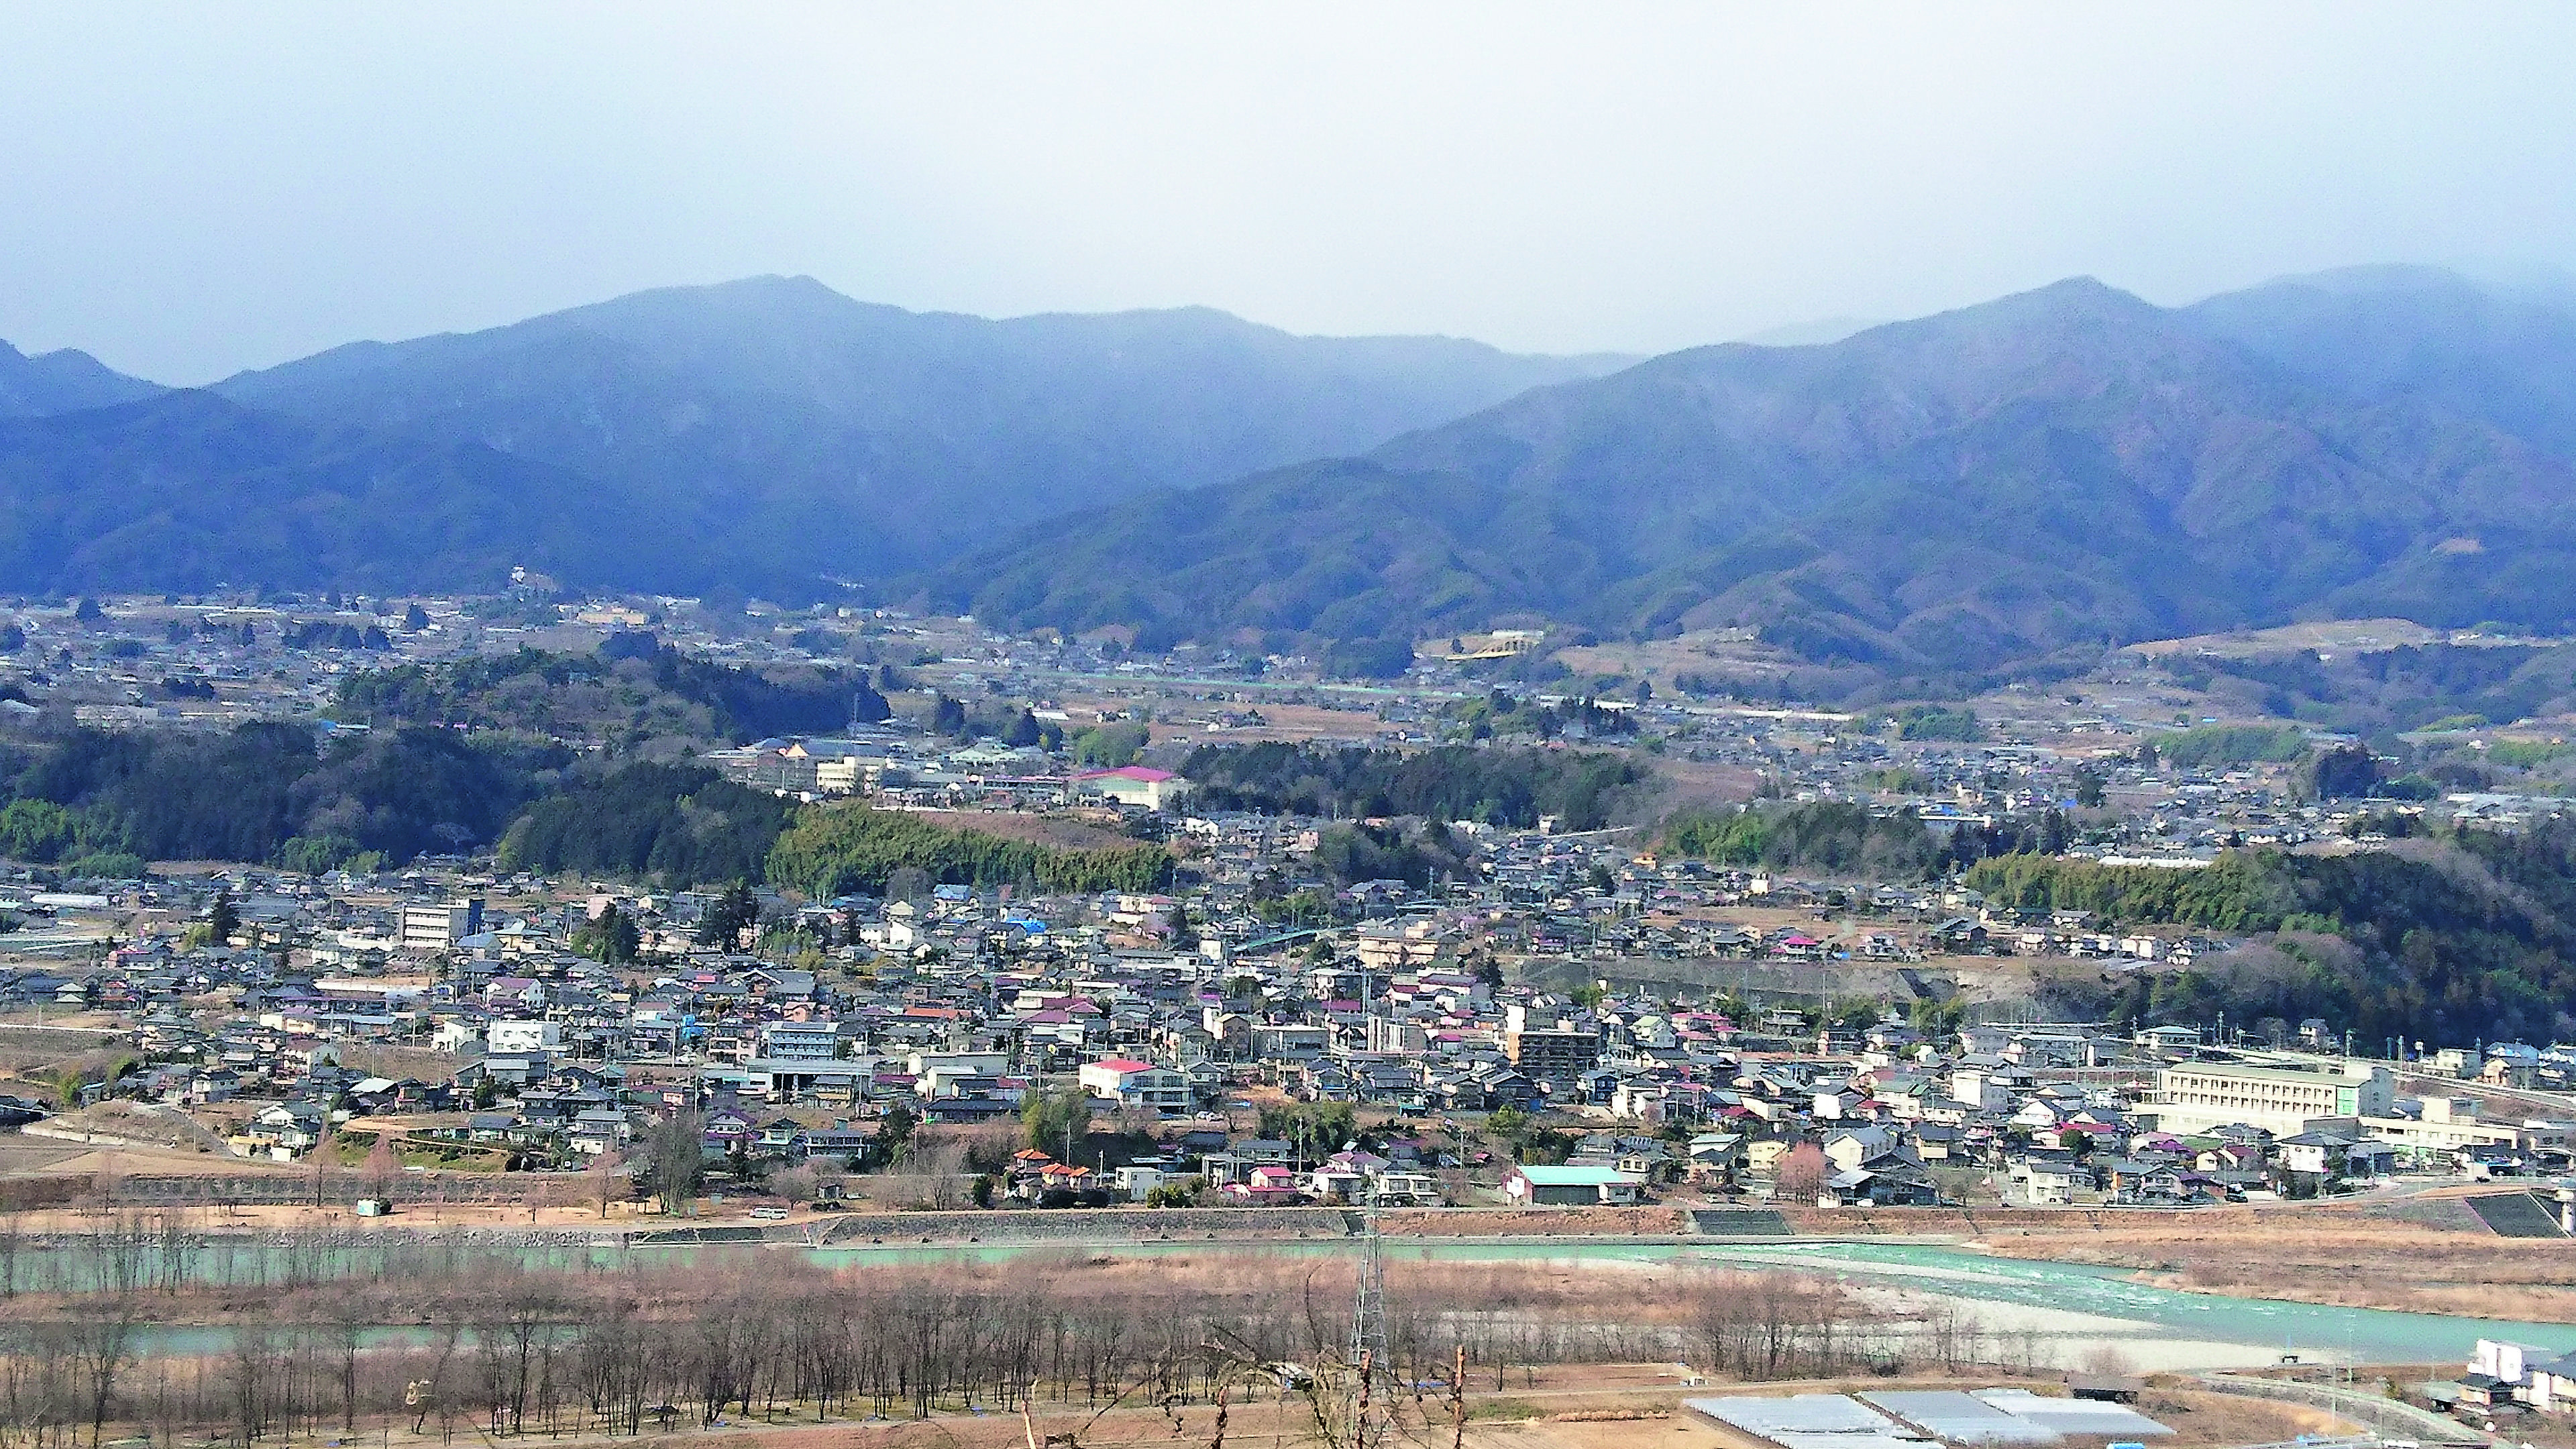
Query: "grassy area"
324 1128 513 1173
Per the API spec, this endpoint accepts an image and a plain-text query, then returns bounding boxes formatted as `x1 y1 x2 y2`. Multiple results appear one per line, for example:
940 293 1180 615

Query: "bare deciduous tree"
1773 1142 1828 1203
584 1150 626 1218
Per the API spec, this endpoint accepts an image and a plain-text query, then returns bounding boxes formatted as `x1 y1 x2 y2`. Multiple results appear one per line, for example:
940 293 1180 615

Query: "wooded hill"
1968 828 2576 1048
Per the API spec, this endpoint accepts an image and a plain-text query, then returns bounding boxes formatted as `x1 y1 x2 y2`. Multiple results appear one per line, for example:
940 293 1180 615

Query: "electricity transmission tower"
1348 1179 1389 1449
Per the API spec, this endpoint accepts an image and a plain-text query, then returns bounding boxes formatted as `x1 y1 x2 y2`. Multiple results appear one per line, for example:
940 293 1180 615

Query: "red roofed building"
1073 765 1195 811
1077 1056 1193 1114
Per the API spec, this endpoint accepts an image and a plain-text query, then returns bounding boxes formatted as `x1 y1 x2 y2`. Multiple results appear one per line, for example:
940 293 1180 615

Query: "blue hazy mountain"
930 269 2576 677
0 339 163 419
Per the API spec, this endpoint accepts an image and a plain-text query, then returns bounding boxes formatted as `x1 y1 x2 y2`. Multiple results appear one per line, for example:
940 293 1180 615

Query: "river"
47 1233 2566 1368
789 1235 2567 1366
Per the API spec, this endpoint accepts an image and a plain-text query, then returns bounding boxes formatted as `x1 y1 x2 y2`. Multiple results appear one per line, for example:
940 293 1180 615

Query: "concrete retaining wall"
2198 1372 2492 1445
816 1205 1353 1244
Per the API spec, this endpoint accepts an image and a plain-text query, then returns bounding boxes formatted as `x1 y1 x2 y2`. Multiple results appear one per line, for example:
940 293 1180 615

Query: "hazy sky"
6 3 2575 384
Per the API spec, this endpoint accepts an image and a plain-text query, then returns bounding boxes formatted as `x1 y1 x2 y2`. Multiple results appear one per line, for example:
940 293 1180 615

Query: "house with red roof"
1077 1055 1192 1114
1220 1165 1303 1204
1073 765 1195 811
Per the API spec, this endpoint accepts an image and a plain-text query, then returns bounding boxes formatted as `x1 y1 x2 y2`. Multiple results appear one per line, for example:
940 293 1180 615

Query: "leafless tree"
583 1150 625 1218
0 1216 21 1300
326 1297 368 1434
307 1132 339 1209
767 1165 819 1206
1774 1142 1827 1203
472 1285 559 1436
361 1135 401 1202
916 1136 970 1210
66 1293 139 1448
0 1226 1919 1445
222 1322 277 1448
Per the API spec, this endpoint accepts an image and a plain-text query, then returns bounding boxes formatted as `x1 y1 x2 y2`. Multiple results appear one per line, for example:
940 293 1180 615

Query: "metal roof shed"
1863 1391 2063 1446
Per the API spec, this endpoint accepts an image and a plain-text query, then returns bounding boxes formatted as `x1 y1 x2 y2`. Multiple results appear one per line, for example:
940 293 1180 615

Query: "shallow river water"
793 1234 2567 1366
59 1232 2569 1366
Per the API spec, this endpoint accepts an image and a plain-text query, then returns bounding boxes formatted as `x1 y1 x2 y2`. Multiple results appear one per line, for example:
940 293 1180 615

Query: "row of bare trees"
0 1252 1924 1447
0 1215 615 1299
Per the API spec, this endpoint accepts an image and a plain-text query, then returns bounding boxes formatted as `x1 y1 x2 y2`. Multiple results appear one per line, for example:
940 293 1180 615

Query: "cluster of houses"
2451 1338 2576 1424
6 788 2575 1215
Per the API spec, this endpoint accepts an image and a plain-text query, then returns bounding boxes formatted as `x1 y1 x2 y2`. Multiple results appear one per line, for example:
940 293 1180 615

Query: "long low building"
1685 1393 1925 1449
2149 1057 2543 1153
1859 1392 2059 1446
2147 1059 2394 1137
1686 1391 2172 1449
1503 1163 1645 1206
2357 1095 2530 1153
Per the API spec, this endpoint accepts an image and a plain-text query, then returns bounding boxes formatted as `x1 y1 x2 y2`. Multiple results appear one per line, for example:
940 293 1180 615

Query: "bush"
1324 635 1419 680
277 833 364 875
1663 801 1939 877
1891 706 1979 741
0 800 76 863
767 804 1173 898
1971 829 2576 1048
1069 723 1150 767
499 763 796 886
61 851 146 879
1182 743 1645 829
2156 723 2308 771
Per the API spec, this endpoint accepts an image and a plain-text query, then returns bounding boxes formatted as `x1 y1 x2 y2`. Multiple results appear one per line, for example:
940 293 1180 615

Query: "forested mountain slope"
932 271 2576 680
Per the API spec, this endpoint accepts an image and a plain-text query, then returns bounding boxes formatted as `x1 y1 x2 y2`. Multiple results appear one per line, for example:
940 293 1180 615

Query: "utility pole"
1359 954 1373 1055
1450 1344 1466 1449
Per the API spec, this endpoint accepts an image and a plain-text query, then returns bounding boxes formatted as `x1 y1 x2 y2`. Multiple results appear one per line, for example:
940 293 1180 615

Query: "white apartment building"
2361 1094 2525 1153
486 1019 562 1055
757 1020 845 1061
400 899 483 951
2149 1059 2393 1136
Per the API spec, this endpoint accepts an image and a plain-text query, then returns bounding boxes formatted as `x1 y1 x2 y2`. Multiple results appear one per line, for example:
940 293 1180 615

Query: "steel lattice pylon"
1348 1183 1389 1448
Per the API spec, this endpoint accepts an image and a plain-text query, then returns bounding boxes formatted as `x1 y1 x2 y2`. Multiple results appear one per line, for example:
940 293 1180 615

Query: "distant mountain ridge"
0 277 1628 596
0 390 642 594
11 263 2576 692
209 276 1631 580
0 339 163 419
928 268 2576 680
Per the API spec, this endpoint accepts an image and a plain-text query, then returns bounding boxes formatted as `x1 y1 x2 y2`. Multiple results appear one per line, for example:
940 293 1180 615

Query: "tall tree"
573 902 641 963
1020 1087 1093 1165
1774 1142 1828 1204
585 1150 627 1218
695 883 759 948
207 890 239 945
642 1113 706 1215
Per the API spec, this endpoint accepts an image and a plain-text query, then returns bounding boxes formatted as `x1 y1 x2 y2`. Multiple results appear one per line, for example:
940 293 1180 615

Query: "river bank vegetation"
0 1238 1931 1446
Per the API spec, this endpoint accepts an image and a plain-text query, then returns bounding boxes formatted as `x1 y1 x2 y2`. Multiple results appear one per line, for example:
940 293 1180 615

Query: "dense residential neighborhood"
5 595 2576 1224
9 781 2575 1219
